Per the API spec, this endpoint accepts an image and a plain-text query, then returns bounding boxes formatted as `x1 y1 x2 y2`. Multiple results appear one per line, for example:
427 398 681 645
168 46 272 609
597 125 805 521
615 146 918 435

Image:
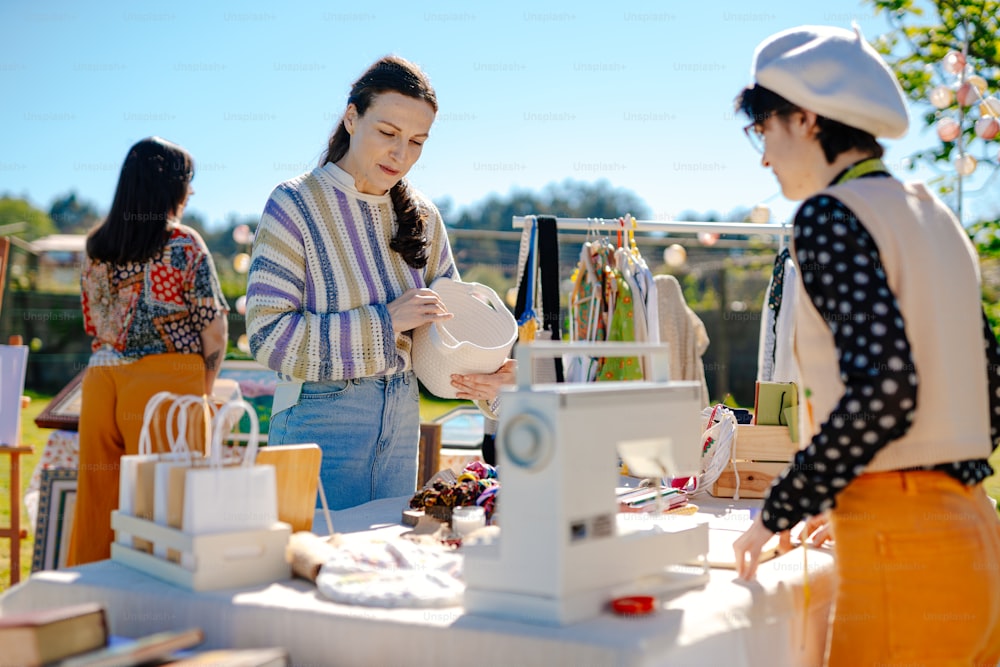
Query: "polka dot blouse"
760 172 1000 534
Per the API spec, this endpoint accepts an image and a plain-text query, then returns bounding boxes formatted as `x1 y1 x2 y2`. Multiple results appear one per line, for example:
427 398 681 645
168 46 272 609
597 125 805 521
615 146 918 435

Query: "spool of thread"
286 531 342 582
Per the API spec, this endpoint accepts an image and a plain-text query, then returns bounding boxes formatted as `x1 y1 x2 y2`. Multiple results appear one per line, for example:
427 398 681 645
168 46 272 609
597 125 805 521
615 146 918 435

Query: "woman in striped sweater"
246 56 513 510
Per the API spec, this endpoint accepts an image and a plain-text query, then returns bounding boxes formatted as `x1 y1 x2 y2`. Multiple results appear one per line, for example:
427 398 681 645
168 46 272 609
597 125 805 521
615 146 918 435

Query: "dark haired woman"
67 136 229 565
729 26 1000 663
246 55 513 511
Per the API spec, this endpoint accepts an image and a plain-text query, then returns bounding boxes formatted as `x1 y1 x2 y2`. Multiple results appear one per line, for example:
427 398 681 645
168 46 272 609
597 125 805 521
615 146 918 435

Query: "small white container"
452 505 486 537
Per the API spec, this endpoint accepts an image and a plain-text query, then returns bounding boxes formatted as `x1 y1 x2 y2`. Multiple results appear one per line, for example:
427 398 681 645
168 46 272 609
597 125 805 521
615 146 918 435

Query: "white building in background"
31 234 86 292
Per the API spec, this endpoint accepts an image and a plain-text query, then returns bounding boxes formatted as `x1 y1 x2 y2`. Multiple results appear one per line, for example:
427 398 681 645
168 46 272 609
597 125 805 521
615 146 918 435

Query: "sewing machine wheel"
500 411 553 470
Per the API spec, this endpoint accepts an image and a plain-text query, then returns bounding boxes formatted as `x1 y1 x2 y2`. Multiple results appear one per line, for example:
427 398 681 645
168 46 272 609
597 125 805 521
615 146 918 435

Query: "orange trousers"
67 353 207 566
827 470 1000 666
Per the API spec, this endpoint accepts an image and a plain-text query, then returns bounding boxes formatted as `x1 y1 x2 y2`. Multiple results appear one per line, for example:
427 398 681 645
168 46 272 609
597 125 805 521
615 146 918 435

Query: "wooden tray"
111 511 291 591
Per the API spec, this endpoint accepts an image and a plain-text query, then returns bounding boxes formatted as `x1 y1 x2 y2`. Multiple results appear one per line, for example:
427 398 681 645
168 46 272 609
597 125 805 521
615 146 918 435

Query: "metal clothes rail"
511 215 791 238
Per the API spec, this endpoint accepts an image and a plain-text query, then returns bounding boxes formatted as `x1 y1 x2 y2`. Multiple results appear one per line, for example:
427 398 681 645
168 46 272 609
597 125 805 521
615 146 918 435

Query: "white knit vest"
792 177 991 470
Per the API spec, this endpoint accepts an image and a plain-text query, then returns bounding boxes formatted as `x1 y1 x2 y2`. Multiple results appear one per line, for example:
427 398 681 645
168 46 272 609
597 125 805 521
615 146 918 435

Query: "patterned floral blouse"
81 225 228 365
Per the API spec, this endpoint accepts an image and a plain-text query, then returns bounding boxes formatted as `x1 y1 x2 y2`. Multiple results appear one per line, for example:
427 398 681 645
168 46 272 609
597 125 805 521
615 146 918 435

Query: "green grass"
418 393 468 422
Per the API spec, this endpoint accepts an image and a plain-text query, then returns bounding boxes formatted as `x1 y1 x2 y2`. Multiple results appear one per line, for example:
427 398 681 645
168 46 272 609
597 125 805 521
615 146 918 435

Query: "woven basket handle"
464 281 504 314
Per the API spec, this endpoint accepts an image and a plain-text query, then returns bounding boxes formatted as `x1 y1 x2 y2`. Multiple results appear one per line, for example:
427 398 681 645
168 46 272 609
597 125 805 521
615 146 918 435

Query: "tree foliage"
0 195 57 241
448 179 650 231
48 191 101 233
866 0 1000 171
439 179 652 287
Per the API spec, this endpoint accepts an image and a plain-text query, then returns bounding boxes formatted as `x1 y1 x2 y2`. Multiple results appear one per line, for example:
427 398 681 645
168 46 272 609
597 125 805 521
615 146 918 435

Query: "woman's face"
759 111 828 201
173 182 194 219
339 91 436 196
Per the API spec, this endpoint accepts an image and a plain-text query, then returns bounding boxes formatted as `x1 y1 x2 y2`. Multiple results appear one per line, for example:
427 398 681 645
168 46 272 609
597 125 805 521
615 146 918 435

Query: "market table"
0 495 835 667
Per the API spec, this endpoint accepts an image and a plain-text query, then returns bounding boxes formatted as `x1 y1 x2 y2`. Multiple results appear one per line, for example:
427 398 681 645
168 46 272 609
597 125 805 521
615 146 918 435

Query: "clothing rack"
511 216 791 239
511 214 792 401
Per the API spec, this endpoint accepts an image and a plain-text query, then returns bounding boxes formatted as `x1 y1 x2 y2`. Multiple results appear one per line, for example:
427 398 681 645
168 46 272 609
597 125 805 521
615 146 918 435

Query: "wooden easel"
1 334 33 586
0 236 8 316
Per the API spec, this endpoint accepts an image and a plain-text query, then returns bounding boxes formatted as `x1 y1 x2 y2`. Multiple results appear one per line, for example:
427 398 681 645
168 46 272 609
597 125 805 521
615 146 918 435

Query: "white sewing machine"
463 342 710 626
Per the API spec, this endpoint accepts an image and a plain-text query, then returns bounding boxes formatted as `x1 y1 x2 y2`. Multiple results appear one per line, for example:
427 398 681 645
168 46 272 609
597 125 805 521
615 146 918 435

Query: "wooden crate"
111 511 291 591
709 425 798 499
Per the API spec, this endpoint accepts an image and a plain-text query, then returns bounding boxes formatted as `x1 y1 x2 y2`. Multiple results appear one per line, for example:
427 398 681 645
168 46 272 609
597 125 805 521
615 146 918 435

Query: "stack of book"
617 485 690 512
0 603 288 666
0 603 107 666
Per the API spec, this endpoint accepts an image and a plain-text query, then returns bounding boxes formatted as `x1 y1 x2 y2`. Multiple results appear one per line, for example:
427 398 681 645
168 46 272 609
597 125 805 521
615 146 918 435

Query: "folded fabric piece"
316 538 463 608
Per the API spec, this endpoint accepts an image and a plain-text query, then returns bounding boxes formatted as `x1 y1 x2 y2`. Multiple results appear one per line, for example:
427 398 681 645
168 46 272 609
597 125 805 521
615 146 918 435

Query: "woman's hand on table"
776 529 795 555
734 511 830 581
733 514 778 581
798 511 833 547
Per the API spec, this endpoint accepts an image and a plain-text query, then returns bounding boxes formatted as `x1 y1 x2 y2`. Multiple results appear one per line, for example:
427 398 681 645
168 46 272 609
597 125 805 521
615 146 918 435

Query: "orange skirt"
827 470 1000 665
67 353 207 566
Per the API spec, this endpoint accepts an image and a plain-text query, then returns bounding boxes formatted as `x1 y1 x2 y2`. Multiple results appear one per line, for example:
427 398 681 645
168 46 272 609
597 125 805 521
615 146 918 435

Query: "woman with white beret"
731 24 1000 663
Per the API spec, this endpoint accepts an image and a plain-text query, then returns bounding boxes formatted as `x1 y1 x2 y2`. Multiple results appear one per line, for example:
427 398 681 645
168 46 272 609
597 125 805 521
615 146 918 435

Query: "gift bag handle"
138 391 192 456
164 394 211 462
210 399 260 468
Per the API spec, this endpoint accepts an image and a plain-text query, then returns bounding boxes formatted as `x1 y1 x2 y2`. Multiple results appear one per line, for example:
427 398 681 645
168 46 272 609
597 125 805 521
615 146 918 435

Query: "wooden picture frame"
32 361 279 435
31 467 78 572
34 370 85 431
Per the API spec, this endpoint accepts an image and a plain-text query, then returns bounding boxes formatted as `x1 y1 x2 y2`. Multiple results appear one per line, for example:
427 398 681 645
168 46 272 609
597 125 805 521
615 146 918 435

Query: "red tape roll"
611 595 656 616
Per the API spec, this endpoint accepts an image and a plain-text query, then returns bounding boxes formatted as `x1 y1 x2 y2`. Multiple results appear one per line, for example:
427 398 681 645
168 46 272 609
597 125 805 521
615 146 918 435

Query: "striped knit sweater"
246 162 457 382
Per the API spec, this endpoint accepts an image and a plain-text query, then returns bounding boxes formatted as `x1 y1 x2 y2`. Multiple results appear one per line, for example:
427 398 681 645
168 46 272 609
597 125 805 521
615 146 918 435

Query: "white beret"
752 24 909 139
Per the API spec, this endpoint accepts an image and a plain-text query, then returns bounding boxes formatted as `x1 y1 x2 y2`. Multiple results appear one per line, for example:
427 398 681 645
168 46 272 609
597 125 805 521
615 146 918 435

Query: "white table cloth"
0 495 835 667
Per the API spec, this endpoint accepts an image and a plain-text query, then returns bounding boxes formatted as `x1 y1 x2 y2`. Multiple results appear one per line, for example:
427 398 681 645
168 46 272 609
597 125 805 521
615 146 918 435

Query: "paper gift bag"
0 344 28 448
179 399 277 535
145 395 215 559
161 452 242 532
753 381 799 442
119 392 209 552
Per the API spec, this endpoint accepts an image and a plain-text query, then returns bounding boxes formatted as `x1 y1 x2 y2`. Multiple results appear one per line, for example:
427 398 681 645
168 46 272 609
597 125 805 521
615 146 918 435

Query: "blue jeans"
268 371 420 511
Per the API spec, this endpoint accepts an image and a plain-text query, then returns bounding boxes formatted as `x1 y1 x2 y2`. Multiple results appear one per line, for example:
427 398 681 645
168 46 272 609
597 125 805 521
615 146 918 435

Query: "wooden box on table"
709 425 798 499
110 511 291 592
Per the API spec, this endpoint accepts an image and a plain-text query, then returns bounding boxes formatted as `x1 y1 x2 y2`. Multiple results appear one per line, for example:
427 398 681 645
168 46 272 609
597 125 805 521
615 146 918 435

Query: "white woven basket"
411 277 517 399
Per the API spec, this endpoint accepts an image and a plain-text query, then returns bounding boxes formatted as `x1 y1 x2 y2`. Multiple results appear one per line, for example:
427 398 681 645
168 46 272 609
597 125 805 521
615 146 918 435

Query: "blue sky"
2 0 996 230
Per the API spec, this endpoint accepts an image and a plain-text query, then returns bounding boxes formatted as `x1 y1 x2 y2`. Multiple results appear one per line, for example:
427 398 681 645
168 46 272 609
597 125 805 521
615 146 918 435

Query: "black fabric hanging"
513 215 563 382
488 215 564 464
537 215 564 382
